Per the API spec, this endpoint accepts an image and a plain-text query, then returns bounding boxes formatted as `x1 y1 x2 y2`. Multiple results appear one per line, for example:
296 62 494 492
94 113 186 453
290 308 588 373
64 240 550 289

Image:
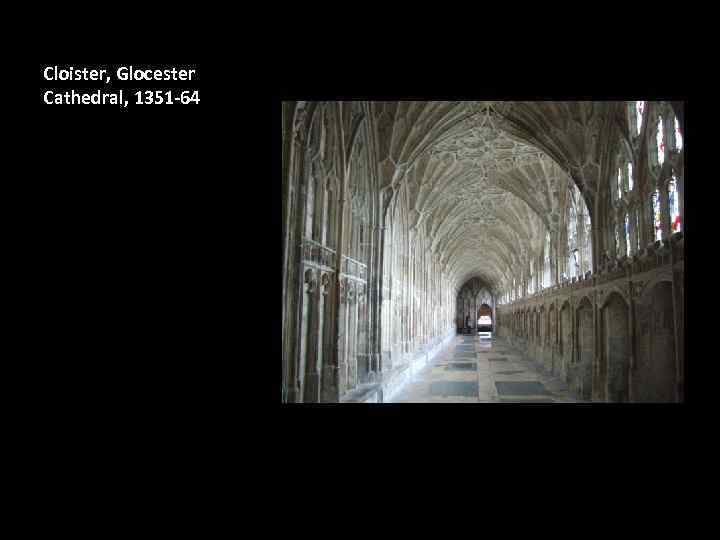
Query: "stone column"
627 281 637 402
473 295 477 333
320 273 337 402
628 207 638 257
337 278 349 393
372 224 385 378
296 268 318 403
592 291 602 402
660 178 671 242
619 212 628 258
347 281 359 391
670 246 683 402
303 269 323 403
286 187 310 403
326 196 349 402
283 131 308 403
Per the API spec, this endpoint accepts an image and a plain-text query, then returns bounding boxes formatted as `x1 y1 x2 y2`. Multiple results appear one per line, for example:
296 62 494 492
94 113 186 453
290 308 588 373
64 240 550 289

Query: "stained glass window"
636 101 645 136
674 116 683 151
669 175 681 233
625 214 630 257
584 209 592 272
627 162 634 191
653 190 662 241
529 259 534 293
657 116 665 165
568 202 577 277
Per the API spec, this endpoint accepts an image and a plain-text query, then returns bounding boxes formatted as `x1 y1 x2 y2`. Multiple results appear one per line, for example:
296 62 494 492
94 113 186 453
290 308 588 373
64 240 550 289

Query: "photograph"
281 101 684 404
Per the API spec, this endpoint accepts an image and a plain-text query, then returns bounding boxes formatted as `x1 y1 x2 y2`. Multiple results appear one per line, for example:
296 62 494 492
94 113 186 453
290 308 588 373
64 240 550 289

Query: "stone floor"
389 335 583 403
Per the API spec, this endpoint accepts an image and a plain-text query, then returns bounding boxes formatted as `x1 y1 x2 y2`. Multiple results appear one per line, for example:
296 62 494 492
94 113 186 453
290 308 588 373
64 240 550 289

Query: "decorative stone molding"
321 273 331 296
302 238 336 272
293 104 308 143
304 268 317 294
357 284 366 305
341 255 367 283
630 280 646 299
339 278 347 304
346 282 356 305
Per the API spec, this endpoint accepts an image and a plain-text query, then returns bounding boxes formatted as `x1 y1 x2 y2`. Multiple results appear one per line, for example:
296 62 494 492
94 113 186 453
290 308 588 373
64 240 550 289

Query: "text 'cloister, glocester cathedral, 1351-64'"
282 101 684 404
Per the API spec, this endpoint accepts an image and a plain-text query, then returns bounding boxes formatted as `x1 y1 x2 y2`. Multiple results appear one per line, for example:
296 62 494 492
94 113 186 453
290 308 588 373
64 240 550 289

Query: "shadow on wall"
633 281 677 402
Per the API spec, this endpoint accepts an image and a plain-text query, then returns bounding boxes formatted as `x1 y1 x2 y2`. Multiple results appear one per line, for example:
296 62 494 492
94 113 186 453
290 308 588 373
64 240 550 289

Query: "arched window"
657 115 665 166
652 189 662 242
636 101 645 136
628 162 634 192
617 167 623 200
624 213 630 257
305 168 316 239
543 232 551 287
669 175 681 233
583 210 592 273
567 196 577 278
674 116 683 152
529 259 535 294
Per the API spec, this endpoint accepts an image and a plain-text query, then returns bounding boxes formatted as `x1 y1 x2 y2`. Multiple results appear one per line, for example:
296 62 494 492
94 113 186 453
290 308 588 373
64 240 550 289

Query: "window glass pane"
674 116 683 151
617 168 623 199
625 214 630 257
584 210 592 272
653 190 662 241
628 162 634 191
568 199 577 277
657 116 665 165
636 101 645 135
669 175 681 233
573 250 579 273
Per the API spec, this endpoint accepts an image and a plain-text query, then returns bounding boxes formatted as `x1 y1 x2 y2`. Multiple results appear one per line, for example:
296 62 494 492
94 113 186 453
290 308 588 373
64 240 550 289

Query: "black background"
31 40 709 516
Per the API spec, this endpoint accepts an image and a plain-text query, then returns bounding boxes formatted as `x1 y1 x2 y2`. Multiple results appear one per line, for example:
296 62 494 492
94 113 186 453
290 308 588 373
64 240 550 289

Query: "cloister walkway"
389 334 583 403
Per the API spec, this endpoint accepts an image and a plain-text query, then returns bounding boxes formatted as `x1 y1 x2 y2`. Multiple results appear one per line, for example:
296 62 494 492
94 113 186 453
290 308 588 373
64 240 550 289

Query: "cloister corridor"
282 101 684 404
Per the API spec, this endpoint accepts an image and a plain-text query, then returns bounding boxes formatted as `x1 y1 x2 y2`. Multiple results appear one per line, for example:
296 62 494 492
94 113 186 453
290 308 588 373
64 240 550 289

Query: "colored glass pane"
636 101 644 135
669 176 681 233
653 190 662 241
625 214 630 257
674 116 683 151
657 116 665 165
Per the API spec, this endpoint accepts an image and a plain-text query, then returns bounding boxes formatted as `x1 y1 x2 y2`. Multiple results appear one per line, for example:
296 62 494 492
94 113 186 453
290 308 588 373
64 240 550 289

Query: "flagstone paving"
389 335 582 403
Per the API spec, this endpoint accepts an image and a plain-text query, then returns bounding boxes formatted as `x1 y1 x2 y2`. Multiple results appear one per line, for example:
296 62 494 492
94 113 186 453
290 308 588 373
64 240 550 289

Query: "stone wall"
496 233 683 403
282 102 457 403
